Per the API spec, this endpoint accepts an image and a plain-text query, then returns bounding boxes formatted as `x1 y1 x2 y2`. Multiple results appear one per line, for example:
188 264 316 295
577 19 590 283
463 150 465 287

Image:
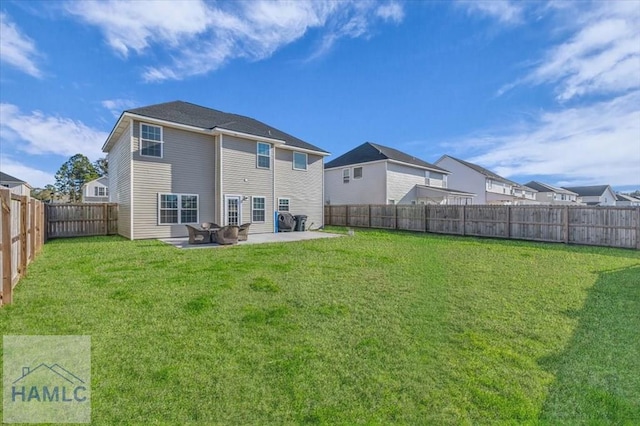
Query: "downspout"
129 118 134 240
272 144 276 233
219 134 224 225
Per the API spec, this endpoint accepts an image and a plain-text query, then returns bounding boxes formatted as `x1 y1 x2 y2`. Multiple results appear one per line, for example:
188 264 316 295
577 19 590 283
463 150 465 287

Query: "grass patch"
1 229 639 424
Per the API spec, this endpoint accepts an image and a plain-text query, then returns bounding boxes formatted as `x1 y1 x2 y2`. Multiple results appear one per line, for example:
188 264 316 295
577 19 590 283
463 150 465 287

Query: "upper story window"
140 123 163 158
94 187 108 197
353 167 363 179
257 142 271 169
487 180 493 189
343 169 350 184
293 152 307 171
278 198 290 212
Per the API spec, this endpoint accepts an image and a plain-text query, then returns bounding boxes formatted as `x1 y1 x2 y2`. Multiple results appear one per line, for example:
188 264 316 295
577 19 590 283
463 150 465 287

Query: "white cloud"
0 155 55 188
0 12 43 78
457 0 524 25
447 91 640 187
65 0 405 81
101 99 138 118
501 2 640 101
0 103 107 160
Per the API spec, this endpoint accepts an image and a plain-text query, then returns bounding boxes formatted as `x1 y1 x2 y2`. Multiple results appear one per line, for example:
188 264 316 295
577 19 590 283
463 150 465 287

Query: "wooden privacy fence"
46 203 118 239
325 204 640 250
0 188 45 306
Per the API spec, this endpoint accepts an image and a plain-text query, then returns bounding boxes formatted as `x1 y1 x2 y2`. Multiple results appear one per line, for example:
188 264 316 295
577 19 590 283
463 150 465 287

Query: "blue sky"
1 0 639 191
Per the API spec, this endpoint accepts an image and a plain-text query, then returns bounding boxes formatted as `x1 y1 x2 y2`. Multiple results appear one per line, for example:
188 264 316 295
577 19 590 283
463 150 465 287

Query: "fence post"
345 205 350 227
506 205 511 238
563 206 569 244
19 196 28 277
29 199 35 262
461 205 466 236
368 205 371 228
394 204 398 230
103 203 108 235
636 207 640 251
1 189 12 305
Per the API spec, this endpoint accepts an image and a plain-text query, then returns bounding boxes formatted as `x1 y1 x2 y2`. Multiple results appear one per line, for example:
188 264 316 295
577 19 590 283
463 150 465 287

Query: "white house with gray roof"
562 185 617 206
0 172 31 196
324 142 475 205
435 156 538 205
102 101 329 240
524 181 581 205
81 176 109 203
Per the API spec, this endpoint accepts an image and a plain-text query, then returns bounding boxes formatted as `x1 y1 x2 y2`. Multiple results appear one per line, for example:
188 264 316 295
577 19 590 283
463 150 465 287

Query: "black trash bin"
293 215 308 231
278 212 295 232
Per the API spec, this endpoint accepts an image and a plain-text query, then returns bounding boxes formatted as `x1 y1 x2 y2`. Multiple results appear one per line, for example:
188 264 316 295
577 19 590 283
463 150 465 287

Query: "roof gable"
441 155 519 186
523 181 578 195
0 171 26 183
325 142 448 172
562 185 612 197
108 101 328 154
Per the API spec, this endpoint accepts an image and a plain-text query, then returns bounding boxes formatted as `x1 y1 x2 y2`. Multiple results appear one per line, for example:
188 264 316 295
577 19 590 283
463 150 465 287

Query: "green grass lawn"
1 229 639 424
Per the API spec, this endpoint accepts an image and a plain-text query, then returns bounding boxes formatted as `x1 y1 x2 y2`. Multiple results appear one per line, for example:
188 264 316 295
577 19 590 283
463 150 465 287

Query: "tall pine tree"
55 154 99 202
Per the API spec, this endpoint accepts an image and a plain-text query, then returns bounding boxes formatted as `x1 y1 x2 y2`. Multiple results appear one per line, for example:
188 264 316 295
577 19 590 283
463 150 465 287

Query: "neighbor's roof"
615 193 640 202
109 101 328 153
0 171 26 183
524 181 578 195
324 142 448 172
562 185 612 197
439 155 519 186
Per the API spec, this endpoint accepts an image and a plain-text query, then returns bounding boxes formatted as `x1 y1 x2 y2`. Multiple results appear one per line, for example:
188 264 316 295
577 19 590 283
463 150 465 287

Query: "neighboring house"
102 101 329 240
81 176 109 203
563 185 617 206
524 181 580 205
0 171 32 196
324 142 475 205
615 193 640 206
435 156 538 205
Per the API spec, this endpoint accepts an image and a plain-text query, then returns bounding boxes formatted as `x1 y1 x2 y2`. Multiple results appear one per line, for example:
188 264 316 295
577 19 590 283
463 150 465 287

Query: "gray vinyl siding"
221 135 273 233
131 120 216 239
324 162 387 205
275 149 324 229
386 162 428 204
107 121 132 239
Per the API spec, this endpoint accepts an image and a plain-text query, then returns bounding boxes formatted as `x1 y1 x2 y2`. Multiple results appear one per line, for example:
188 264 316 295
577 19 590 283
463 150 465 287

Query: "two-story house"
562 185 617 206
435 156 537 205
615 193 640 206
524 181 581 205
102 101 329 240
0 172 32 197
324 142 475 205
81 176 109 203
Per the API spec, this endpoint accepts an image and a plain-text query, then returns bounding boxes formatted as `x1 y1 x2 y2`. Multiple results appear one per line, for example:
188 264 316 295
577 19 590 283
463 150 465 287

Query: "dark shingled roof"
0 172 25 183
324 142 448 172
523 181 578 195
562 185 611 197
126 101 328 153
443 155 518 186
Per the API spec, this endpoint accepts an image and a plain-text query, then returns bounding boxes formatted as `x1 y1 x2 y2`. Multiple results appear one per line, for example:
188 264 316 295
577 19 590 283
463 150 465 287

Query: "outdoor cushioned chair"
238 223 251 241
186 224 212 244
214 225 239 245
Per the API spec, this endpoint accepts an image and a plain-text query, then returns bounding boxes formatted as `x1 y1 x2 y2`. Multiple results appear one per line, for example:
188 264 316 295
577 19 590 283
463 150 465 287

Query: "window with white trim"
257 142 271 169
140 123 163 158
158 193 198 225
94 187 108 197
278 198 290 212
353 167 363 179
293 152 307 170
343 168 350 184
252 196 266 222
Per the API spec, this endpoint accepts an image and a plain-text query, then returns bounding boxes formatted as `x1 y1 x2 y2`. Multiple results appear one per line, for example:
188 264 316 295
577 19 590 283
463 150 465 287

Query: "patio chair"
186 224 212 244
214 225 239 245
201 222 220 230
238 223 251 241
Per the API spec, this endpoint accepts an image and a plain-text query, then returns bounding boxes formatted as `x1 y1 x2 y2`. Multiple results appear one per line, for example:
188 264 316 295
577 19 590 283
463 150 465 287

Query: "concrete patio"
159 230 345 249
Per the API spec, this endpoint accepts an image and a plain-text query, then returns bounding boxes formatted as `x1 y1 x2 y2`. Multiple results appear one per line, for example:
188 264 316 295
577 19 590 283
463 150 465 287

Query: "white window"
252 196 266 222
343 168 350 184
158 193 198 225
293 152 307 170
257 142 271 169
278 198 290 212
487 180 493 189
353 167 363 179
140 123 163 158
94 187 108 197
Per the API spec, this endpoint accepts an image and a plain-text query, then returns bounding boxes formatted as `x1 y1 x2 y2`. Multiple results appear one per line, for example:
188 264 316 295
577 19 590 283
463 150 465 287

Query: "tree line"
31 154 107 203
